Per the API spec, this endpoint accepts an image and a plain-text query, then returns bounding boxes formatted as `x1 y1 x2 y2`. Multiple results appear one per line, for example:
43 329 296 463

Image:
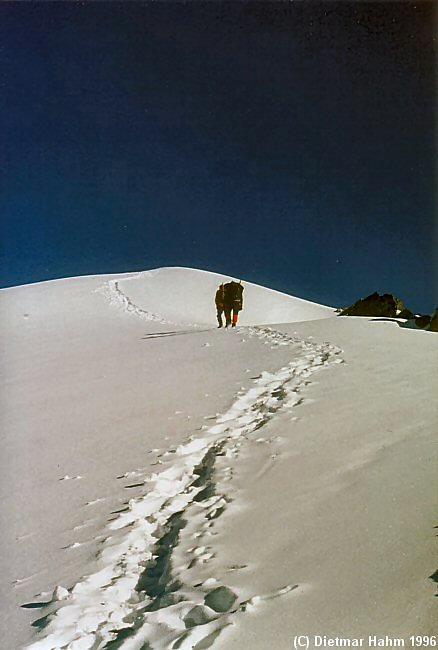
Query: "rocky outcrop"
415 314 431 329
339 293 437 333
427 308 438 332
339 292 404 318
398 308 415 320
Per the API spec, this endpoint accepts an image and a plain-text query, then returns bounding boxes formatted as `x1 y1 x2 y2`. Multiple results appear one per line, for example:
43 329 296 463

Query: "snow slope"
0 268 436 650
99 267 336 325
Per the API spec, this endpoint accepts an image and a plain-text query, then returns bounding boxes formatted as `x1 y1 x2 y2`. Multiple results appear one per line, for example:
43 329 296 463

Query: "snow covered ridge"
25 326 343 650
96 267 335 326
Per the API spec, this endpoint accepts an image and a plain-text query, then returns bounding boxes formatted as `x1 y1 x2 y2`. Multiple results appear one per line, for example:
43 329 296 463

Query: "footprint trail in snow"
26 325 342 650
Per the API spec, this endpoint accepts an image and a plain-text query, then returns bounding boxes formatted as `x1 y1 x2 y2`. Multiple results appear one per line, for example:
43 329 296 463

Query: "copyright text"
292 636 437 649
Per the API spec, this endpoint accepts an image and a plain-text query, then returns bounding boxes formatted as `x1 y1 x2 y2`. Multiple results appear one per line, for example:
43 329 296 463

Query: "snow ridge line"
26 328 342 650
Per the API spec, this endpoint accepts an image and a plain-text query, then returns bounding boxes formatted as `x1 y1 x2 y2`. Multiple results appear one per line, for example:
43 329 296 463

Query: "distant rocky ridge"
339 292 404 318
338 292 438 332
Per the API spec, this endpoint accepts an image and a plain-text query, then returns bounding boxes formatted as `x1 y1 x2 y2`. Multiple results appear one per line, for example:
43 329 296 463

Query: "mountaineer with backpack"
224 281 244 327
215 280 244 328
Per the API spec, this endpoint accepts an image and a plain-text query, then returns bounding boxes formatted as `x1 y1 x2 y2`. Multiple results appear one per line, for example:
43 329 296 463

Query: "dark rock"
398 308 415 320
395 296 404 312
183 605 212 628
204 586 237 612
339 292 404 318
415 314 431 329
428 308 438 332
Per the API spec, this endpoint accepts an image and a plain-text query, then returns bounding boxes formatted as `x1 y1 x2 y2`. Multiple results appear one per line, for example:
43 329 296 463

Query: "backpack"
223 281 244 309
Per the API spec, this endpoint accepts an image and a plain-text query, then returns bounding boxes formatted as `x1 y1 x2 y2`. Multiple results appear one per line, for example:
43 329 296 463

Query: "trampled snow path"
26 325 342 650
25 282 342 649
96 274 203 328
96 275 173 325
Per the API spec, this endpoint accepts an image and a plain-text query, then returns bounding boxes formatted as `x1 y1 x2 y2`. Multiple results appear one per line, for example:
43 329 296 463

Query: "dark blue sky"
1 2 436 312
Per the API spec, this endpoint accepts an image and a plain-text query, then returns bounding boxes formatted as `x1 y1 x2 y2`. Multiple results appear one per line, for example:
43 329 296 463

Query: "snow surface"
0 267 436 650
97 267 336 325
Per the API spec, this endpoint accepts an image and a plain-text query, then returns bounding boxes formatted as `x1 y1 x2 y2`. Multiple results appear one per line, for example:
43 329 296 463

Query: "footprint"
16 532 35 542
204 586 238 612
12 575 36 587
62 542 82 550
110 506 130 515
21 600 51 610
240 584 299 611
226 564 248 572
85 497 105 506
73 520 93 531
116 470 144 479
